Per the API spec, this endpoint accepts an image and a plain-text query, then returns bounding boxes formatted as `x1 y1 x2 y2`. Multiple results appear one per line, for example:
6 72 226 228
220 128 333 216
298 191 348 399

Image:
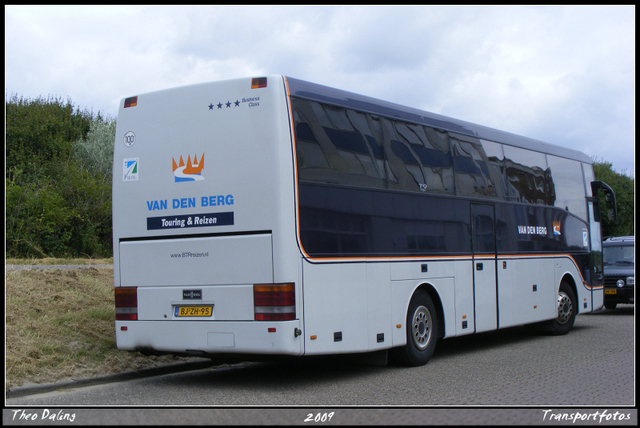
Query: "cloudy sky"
5 5 635 176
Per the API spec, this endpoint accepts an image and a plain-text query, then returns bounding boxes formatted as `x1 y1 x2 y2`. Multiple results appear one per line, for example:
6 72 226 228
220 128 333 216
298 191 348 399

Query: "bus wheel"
547 281 577 335
391 289 438 366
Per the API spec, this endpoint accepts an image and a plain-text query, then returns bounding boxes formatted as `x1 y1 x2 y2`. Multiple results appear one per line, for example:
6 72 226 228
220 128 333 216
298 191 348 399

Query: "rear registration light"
254 283 295 321
115 287 138 321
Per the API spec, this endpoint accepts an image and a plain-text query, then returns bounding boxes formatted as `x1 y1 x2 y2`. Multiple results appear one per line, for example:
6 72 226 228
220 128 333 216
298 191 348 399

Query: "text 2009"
304 412 335 423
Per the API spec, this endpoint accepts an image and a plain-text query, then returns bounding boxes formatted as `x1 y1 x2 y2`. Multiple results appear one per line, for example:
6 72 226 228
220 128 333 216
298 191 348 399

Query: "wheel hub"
556 291 573 324
411 305 432 350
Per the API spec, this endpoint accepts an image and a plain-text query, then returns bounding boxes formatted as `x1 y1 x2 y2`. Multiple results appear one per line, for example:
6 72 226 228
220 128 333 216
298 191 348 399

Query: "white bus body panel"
119 234 274 287
301 261 369 354
115 320 302 355
112 76 302 356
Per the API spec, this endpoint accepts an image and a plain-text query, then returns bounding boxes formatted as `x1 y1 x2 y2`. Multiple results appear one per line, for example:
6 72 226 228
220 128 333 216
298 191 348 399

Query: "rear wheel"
390 289 438 366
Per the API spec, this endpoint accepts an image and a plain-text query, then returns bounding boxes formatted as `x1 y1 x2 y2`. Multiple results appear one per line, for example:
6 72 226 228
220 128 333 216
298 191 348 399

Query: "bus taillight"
115 287 138 321
253 283 295 321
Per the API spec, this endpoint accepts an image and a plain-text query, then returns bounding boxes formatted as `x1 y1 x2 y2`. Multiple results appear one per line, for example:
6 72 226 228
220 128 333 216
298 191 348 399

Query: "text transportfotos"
542 409 631 423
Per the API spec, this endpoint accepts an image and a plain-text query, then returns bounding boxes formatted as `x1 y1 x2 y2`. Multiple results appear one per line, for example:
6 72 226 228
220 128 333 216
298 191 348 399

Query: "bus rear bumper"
115 320 303 356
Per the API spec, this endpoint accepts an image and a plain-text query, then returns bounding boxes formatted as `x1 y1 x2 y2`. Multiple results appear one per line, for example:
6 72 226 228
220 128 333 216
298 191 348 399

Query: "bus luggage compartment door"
119 234 274 287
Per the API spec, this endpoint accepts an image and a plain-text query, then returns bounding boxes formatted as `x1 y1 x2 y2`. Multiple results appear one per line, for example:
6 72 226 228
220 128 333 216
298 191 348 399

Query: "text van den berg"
147 194 234 211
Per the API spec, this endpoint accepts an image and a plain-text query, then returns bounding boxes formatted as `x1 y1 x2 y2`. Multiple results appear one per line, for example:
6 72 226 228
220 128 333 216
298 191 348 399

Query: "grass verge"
5 264 195 390
6 257 113 266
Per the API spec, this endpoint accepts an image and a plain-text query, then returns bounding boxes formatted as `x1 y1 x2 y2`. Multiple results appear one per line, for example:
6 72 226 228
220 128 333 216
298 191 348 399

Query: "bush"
593 160 635 237
5 94 115 258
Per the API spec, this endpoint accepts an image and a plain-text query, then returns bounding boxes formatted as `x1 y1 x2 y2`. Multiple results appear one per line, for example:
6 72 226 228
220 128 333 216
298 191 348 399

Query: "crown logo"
172 153 204 182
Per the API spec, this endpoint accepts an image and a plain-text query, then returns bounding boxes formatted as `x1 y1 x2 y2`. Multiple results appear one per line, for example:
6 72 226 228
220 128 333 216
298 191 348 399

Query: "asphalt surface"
5 264 635 425
4 307 636 426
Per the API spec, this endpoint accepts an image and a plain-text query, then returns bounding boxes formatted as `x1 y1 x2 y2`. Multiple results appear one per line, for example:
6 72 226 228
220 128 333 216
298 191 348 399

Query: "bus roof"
286 76 592 164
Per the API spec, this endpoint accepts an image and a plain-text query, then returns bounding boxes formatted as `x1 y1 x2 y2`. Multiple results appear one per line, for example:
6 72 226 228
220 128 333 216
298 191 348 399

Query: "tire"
390 289 438 366
546 281 577 335
604 302 617 310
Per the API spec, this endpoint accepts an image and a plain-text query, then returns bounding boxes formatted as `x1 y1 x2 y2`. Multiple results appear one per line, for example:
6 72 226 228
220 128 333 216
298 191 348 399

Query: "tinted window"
481 139 509 200
392 122 454 194
502 145 555 205
293 98 386 188
293 97 569 207
293 98 454 194
603 244 635 266
450 133 498 199
546 155 587 220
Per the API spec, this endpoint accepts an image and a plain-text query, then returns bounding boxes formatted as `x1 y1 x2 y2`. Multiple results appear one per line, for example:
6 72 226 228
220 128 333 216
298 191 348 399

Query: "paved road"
4 306 635 425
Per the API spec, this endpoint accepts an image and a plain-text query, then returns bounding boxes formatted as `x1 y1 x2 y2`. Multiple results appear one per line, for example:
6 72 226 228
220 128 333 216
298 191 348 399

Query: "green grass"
5 257 113 265
5 262 194 389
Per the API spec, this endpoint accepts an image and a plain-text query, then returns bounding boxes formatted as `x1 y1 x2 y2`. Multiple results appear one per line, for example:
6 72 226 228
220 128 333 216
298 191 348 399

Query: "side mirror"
591 181 617 222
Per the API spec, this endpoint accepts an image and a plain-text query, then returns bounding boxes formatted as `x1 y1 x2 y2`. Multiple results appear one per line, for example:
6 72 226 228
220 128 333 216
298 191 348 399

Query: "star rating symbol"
208 100 241 111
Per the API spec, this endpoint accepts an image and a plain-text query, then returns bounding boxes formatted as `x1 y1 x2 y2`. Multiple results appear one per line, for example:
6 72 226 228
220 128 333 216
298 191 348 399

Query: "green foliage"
6 180 73 257
6 94 93 183
6 93 115 258
74 117 116 180
593 159 635 238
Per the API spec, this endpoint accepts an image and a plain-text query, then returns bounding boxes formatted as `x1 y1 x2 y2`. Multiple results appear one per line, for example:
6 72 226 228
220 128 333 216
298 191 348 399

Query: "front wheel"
390 289 439 366
546 281 577 335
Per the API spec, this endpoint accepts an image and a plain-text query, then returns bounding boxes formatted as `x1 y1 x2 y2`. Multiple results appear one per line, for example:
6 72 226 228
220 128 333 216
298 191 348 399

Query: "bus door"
471 203 498 333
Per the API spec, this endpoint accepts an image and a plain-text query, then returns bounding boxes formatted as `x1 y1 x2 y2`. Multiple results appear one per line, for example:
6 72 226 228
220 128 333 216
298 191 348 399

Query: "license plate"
605 289 617 295
174 306 213 317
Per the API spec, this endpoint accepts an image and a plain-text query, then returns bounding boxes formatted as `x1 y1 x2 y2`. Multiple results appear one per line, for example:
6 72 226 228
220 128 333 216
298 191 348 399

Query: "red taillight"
254 283 295 321
115 287 138 321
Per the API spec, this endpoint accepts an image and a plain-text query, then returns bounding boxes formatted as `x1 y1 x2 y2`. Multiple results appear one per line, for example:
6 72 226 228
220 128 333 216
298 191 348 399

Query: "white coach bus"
112 76 615 366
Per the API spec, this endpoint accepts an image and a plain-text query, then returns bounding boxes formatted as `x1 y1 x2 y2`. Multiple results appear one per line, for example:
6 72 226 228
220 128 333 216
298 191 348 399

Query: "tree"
593 159 634 238
6 94 92 184
5 94 114 258
74 115 116 181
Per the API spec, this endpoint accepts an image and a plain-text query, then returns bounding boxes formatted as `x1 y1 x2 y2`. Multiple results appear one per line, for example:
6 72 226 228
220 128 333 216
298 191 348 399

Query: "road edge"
6 359 219 399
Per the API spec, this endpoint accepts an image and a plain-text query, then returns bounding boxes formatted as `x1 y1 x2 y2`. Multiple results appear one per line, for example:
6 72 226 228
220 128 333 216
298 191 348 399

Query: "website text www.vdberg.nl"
170 251 210 259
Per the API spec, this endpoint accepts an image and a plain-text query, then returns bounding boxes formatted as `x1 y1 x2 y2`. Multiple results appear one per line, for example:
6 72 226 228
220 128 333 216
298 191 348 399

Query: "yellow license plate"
174 306 213 317
604 289 617 295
